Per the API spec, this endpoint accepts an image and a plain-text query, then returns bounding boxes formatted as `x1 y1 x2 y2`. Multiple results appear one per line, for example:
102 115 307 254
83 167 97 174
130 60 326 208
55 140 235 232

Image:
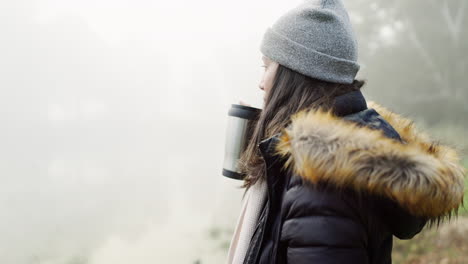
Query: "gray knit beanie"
260 0 360 84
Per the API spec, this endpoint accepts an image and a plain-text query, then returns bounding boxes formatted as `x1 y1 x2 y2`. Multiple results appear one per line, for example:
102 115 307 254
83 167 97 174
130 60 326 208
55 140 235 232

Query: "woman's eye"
261 65 267 69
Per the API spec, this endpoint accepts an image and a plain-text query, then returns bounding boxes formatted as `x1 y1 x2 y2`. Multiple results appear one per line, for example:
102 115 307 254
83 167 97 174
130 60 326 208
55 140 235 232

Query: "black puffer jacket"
242 91 466 264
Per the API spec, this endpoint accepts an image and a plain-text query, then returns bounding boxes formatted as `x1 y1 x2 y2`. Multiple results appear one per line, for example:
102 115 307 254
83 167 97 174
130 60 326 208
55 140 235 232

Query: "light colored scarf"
225 179 268 264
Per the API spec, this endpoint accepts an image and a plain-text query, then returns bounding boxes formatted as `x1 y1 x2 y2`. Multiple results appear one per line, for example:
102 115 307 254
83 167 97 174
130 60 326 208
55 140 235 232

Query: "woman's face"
259 56 279 103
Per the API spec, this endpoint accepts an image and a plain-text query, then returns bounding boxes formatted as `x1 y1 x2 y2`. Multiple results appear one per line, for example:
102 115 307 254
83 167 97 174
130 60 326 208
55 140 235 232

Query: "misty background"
0 0 466 263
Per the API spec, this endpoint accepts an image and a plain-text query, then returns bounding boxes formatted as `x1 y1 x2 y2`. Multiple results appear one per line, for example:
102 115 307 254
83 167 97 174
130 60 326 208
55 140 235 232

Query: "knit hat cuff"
260 27 360 84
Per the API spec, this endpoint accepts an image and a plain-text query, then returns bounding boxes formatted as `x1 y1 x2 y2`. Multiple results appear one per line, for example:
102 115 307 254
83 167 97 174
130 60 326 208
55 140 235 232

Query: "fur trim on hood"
274 101 466 219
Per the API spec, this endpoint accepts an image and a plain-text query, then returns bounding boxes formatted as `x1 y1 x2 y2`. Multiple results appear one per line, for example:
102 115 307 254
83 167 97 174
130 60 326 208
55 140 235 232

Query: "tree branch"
441 0 466 43
405 20 445 86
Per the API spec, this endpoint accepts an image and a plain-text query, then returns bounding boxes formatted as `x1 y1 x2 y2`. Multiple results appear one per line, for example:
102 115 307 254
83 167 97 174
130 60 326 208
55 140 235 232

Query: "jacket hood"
274 101 466 219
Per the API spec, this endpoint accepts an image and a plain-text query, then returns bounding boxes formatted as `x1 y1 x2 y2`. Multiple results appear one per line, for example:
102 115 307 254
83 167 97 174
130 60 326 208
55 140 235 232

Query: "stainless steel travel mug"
222 104 261 180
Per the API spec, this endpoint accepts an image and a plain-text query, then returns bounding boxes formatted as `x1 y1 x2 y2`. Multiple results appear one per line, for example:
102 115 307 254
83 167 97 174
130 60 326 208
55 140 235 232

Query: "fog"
0 0 308 263
1 0 466 263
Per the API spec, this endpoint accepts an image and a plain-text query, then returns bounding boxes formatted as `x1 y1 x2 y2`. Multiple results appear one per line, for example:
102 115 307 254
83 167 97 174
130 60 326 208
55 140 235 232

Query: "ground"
393 216 468 264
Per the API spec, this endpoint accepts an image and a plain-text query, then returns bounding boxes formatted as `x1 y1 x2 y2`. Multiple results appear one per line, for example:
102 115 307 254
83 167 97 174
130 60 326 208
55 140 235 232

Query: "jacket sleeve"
280 176 369 264
373 194 428 240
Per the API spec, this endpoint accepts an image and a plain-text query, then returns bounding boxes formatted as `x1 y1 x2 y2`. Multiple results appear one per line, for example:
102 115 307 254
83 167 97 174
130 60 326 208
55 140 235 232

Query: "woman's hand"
239 100 251 107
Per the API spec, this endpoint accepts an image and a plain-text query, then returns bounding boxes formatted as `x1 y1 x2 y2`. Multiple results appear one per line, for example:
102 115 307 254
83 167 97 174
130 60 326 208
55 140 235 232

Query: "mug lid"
228 104 262 120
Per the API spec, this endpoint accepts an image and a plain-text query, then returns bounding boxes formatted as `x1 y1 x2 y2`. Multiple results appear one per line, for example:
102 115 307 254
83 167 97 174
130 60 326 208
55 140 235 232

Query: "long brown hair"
238 64 365 192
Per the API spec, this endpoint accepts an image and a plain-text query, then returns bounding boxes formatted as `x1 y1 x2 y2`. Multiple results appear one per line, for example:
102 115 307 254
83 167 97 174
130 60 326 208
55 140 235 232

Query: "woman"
226 0 466 263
